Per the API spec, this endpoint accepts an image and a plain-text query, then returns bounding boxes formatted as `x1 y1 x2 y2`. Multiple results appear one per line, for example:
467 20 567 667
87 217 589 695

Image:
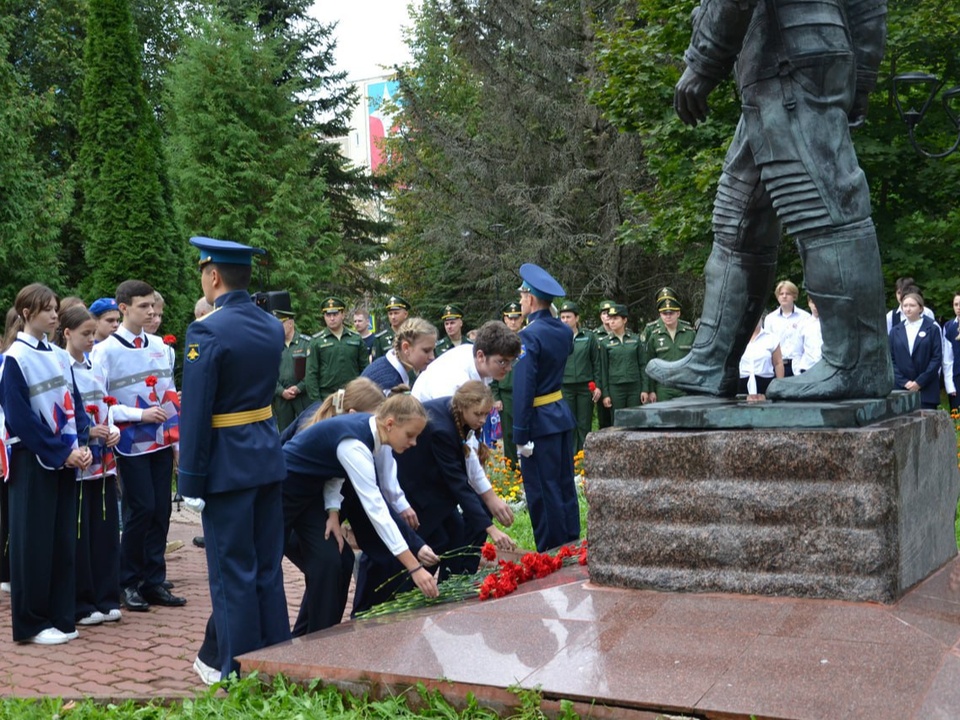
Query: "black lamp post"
892 72 960 158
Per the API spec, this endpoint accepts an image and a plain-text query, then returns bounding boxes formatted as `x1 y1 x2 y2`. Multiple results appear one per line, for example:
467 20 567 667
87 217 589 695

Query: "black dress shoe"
161 580 175 590
141 584 187 607
193 536 205 548
122 586 150 612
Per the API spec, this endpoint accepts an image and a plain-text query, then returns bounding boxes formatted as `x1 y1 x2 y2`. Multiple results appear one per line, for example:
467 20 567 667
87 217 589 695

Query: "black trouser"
8 450 77 641
282 473 357 636
75 476 121 618
117 449 173 590
0 479 9 584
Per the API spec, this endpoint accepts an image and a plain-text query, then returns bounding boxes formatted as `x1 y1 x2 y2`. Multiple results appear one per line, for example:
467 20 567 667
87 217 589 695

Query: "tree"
3 0 87 290
385 0 670 325
214 0 393 298
164 9 340 334
0 16 72 302
78 0 187 323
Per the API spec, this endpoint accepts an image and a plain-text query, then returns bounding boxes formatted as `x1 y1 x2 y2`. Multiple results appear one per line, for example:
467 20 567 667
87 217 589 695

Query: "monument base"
585 410 960 603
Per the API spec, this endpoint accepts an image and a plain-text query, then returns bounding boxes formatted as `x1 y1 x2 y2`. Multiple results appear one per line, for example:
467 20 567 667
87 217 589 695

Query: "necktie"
134 337 143 348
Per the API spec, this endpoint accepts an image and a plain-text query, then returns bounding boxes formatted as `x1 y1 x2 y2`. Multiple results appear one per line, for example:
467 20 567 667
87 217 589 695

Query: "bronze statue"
646 0 893 400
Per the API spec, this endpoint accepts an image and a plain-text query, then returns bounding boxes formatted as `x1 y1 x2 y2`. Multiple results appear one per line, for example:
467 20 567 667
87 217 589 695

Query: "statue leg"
766 219 893 400
646 123 781 397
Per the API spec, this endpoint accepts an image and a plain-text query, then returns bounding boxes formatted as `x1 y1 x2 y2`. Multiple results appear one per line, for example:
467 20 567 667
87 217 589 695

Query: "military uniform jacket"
304 326 368 400
178 290 286 498
371 329 394 360
512 309 576 446
599 330 643 392
562 329 600 385
434 336 472 357
640 319 696 395
274 332 311 428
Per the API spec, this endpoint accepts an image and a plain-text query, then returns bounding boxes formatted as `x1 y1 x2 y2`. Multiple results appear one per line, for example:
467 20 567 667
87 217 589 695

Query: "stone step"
590 521 889 575
588 562 893 602
588 477 889 527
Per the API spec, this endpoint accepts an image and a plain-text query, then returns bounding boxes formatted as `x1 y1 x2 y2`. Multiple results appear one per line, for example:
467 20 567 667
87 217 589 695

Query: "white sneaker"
78 611 106 626
0 582 10 593
24 628 69 645
103 608 122 622
193 657 221 686
62 629 80 640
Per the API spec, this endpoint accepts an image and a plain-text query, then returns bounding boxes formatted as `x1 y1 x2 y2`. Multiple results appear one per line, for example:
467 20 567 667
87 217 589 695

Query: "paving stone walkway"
0 509 306 700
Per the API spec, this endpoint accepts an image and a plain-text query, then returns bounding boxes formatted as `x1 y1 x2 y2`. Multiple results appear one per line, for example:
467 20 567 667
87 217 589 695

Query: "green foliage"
0 17 72 304
0 674 560 719
78 0 189 331
385 0 670 325
164 9 340 334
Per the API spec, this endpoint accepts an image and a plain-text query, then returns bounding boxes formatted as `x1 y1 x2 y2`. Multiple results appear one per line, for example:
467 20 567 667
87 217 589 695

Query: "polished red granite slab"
240 557 960 719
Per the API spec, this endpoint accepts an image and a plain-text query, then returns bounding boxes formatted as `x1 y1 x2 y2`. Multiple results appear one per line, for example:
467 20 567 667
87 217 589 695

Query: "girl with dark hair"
0 284 92 644
57 305 122 626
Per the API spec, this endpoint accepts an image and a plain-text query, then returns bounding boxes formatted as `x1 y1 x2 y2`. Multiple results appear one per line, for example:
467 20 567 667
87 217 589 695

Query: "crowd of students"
4 262 953 676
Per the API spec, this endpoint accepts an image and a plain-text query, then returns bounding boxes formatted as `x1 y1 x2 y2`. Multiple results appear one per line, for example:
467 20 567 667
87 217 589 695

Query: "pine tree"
0 16 71 301
77 0 186 317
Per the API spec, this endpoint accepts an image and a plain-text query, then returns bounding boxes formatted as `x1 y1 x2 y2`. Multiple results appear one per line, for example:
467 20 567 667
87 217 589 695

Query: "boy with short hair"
89 280 184 611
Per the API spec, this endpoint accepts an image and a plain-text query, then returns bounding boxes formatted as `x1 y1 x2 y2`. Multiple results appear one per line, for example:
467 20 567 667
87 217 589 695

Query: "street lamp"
892 72 960 158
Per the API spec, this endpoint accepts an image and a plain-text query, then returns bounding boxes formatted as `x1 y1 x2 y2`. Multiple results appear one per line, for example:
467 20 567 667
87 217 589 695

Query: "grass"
0 674 592 720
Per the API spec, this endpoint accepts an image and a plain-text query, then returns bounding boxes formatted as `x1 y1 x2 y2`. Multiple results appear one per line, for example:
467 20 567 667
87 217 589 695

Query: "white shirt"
334 416 409 555
739 329 780 379
904 317 924 355
411 344 484 401
411 343 492 494
795 316 823 373
385 349 410 390
763 306 810 363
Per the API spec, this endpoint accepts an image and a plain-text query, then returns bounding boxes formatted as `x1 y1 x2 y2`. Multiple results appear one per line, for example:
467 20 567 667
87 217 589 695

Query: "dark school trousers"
75 475 121 618
8 449 77 641
117 448 173 590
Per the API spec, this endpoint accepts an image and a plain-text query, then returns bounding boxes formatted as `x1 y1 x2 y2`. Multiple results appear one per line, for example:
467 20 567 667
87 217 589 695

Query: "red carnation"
163 334 177 346
103 396 118 407
481 542 497 562
145 375 158 388
588 381 597 392
85 404 100 423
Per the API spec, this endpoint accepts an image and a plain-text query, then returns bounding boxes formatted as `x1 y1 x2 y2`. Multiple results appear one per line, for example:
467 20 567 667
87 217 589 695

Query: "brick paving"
0 508 307 700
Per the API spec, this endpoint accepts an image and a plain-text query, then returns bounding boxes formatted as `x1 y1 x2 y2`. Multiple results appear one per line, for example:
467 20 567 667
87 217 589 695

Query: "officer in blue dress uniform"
178 237 290 682
512 264 580 552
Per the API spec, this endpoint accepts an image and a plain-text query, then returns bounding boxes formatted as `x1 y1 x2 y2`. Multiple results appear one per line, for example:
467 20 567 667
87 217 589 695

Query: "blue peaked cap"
518 263 565 301
190 236 265 267
89 297 118 316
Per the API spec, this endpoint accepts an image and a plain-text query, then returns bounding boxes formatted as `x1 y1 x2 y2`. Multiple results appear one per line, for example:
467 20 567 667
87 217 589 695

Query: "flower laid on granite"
478 542 585 600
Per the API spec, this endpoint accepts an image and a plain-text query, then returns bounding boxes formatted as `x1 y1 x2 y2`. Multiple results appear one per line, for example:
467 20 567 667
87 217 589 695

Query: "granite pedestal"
586 405 960 603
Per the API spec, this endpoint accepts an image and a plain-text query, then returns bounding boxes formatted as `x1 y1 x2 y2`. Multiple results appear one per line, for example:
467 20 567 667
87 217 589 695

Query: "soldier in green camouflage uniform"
640 287 696 404
599 303 643 418
272 305 312 432
305 296 369 401
595 299 616 429
371 295 410 359
434 304 472 357
558 301 601 453
492 301 523 462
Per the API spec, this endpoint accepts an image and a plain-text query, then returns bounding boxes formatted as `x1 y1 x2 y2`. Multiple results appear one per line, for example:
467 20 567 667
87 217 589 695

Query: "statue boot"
766 220 893 400
645 242 778 397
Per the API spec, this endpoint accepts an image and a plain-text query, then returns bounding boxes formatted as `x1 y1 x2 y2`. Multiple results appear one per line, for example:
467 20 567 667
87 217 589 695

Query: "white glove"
183 496 205 513
517 441 535 458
